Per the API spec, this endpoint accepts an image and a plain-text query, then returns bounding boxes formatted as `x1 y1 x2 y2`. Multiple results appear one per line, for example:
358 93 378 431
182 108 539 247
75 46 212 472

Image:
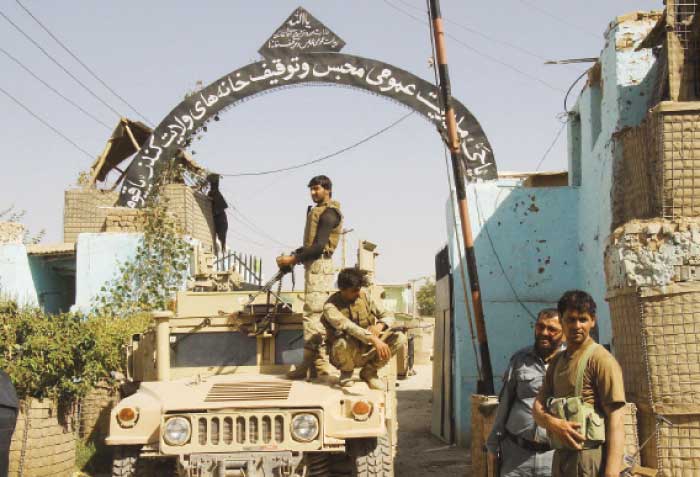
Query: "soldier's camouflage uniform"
323 290 407 375
301 199 343 373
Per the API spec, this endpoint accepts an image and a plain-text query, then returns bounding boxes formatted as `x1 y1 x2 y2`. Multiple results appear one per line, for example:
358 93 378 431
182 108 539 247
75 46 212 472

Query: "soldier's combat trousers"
330 332 407 373
302 257 335 374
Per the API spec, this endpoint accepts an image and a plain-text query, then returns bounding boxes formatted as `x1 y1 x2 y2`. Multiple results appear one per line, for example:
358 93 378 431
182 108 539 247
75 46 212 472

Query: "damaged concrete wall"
446 180 581 446
446 12 662 447
571 12 660 346
605 219 700 289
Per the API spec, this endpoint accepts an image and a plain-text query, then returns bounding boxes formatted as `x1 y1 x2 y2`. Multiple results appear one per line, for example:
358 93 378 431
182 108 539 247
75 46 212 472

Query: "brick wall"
63 189 118 243
161 184 215 251
64 185 215 250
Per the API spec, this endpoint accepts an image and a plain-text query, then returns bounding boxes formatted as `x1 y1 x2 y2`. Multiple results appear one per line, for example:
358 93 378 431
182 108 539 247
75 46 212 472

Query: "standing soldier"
277 175 343 379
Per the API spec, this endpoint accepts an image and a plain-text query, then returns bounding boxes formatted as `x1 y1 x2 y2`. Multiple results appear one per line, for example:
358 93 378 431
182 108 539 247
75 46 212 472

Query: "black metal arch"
118 53 496 207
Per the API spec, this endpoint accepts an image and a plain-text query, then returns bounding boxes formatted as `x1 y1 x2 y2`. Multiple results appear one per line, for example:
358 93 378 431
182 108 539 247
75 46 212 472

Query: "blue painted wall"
74 233 142 313
447 13 661 445
447 181 581 446
28 255 75 314
0 244 39 307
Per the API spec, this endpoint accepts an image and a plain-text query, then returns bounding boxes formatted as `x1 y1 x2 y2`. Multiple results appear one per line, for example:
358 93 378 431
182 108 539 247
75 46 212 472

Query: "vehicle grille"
196 414 287 446
205 382 292 402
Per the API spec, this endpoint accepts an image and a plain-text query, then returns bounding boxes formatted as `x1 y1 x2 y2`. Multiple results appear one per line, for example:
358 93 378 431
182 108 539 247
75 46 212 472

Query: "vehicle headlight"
291 413 319 442
163 417 191 446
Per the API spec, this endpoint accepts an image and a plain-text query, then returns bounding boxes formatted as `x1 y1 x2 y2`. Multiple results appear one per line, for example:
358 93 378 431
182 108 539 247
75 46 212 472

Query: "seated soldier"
322 268 407 390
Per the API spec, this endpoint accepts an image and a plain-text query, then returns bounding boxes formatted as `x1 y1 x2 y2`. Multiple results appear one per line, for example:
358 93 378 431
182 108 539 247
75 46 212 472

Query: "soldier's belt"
505 431 552 453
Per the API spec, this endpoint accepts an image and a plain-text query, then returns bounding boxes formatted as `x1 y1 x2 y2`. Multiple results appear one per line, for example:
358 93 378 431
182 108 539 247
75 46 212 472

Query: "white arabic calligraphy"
124 57 493 206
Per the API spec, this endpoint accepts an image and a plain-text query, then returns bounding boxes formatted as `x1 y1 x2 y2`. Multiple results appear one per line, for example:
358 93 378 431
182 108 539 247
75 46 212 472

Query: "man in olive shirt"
533 291 626 477
486 309 564 476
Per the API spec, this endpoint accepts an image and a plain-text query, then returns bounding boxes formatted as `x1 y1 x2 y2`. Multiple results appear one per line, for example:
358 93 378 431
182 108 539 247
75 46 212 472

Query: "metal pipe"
153 310 172 381
429 0 494 394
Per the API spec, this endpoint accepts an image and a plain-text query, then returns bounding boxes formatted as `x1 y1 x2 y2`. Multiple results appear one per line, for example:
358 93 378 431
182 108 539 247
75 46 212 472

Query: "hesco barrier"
638 410 700 477
8 399 75 477
608 284 700 413
79 382 119 443
613 102 700 229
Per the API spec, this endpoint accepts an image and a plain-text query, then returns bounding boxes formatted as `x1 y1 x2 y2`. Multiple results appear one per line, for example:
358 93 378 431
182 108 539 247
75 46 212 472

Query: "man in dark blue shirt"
487 309 564 477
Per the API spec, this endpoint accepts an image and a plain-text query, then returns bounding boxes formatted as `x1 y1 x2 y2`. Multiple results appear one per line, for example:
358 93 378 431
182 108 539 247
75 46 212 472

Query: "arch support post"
429 0 494 395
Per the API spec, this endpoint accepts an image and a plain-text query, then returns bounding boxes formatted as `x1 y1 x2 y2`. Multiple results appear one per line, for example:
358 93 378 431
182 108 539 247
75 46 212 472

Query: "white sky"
0 0 660 282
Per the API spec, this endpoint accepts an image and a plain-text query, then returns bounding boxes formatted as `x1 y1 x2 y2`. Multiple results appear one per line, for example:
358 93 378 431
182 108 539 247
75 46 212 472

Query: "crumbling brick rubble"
605 218 700 289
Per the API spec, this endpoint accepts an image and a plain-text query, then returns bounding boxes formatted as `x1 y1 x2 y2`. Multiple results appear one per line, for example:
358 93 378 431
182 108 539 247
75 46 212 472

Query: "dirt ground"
396 364 471 477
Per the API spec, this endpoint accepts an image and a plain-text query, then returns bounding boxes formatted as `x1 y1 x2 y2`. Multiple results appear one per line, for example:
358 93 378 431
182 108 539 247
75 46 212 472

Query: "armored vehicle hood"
128 374 384 412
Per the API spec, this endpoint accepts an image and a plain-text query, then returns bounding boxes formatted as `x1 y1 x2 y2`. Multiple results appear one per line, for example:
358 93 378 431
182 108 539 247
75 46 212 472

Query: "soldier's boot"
360 366 385 391
286 348 314 380
339 370 354 387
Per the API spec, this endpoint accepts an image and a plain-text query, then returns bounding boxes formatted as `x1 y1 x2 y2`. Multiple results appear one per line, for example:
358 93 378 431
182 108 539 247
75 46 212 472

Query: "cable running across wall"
0 9 123 118
0 86 95 159
219 110 414 177
14 0 153 126
0 47 112 130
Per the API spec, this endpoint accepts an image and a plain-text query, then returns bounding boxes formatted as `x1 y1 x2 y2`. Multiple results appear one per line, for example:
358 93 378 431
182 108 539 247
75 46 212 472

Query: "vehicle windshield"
170 332 257 368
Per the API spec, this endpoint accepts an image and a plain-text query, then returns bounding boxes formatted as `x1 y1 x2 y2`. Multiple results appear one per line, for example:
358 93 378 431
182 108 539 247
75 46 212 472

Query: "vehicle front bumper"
183 451 303 477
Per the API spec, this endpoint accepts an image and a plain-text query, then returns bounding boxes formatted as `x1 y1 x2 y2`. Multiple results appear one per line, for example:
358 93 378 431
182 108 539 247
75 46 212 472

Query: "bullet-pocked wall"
446 179 581 447
445 11 662 446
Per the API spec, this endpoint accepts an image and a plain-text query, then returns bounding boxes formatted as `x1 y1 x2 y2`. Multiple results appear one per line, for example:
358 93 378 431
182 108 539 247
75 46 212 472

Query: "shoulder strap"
575 343 599 397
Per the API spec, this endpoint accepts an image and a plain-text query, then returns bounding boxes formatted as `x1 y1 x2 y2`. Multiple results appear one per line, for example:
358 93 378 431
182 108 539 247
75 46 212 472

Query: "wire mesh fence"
639 410 700 477
609 286 700 412
613 103 700 228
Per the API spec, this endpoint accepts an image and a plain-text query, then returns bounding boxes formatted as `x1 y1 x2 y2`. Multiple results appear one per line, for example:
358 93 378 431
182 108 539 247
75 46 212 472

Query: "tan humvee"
106 289 398 477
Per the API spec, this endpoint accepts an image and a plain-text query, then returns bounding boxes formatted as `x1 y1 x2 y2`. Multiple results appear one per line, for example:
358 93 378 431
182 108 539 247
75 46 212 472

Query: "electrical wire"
0 46 112 130
534 121 567 171
219 110 415 177
395 0 564 65
0 8 123 118
14 0 153 126
223 196 295 249
564 69 590 113
473 187 538 322
0 85 95 159
517 0 600 39
383 0 565 93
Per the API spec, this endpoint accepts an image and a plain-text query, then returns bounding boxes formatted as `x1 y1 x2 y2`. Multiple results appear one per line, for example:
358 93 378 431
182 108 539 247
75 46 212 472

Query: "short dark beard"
535 340 559 360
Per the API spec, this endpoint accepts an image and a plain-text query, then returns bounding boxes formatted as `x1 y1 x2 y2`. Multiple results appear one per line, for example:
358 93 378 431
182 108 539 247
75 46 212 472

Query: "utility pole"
429 0 494 394
340 228 354 268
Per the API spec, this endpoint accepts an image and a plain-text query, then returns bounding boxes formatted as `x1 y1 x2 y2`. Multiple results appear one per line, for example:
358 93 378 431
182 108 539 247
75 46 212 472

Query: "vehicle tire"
347 434 394 477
